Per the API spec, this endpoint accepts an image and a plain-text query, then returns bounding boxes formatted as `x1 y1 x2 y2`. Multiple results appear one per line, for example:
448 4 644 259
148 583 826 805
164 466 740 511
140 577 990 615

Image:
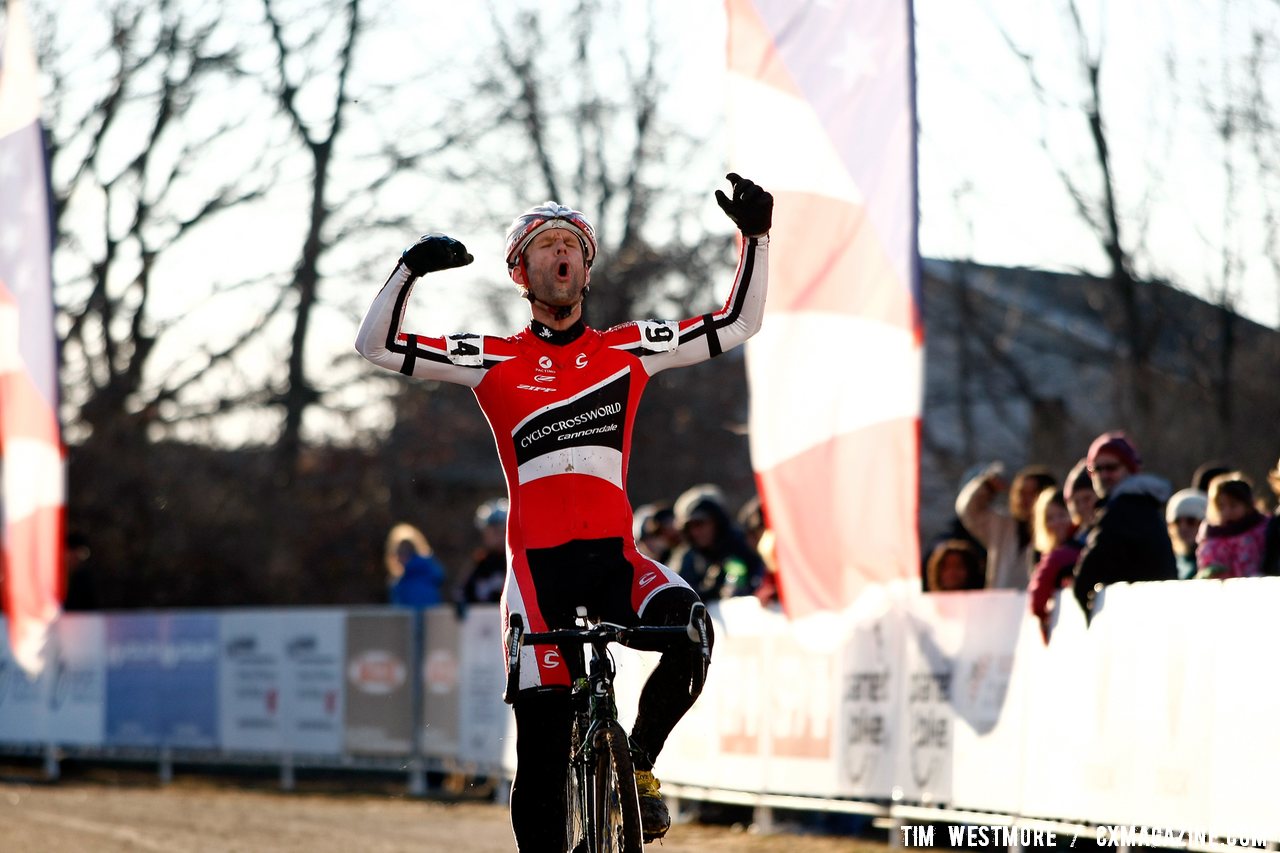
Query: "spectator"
633 502 680 564
924 539 985 592
955 461 1057 591
738 495 780 606
1165 488 1208 580
457 498 508 606
1264 458 1280 577
1027 488 1082 642
1072 431 1176 621
1062 458 1098 535
1191 460 1233 494
671 484 764 600
1195 473 1268 580
386 524 447 609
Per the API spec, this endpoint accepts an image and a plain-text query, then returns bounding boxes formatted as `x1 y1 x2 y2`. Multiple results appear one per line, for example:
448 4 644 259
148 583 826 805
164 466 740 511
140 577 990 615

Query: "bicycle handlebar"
502 603 710 704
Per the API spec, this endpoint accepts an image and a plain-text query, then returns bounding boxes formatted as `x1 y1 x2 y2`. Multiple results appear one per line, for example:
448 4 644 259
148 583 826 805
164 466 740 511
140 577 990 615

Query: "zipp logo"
517 384 555 393
639 571 657 587
538 356 554 370
575 353 588 368
541 650 562 669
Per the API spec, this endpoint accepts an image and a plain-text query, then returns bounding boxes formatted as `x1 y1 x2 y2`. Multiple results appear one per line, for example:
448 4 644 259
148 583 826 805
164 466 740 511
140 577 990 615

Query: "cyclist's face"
515 228 589 308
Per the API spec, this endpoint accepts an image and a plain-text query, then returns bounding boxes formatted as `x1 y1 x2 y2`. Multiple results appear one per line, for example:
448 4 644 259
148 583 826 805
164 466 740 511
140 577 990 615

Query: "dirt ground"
0 762 890 853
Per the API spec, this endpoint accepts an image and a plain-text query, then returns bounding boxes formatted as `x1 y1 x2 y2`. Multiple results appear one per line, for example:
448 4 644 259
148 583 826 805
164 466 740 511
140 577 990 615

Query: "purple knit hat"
1063 458 1092 501
1087 431 1141 473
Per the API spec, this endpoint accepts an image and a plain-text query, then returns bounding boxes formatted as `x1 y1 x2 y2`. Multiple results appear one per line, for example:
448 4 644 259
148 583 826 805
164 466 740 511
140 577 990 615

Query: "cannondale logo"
538 356 554 370
639 571 657 587
542 650 562 668
575 353 588 368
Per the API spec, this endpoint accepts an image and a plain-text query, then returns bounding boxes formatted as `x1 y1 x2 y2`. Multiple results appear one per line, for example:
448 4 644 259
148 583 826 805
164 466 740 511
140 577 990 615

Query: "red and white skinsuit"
355 235 768 690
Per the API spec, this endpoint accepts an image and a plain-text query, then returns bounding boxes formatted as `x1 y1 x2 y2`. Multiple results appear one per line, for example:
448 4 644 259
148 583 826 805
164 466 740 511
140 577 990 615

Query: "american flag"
726 0 921 616
1 0 63 674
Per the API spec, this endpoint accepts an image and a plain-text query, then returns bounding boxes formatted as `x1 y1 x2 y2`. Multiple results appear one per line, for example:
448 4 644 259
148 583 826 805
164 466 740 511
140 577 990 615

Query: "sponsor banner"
219 610 288 753
420 607 461 759
344 610 414 755
837 585 906 799
456 605 509 768
279 610 345 755
1018 587 1096 822
1207 579 1280 839
702 598 770 793
1120 581 1219 830
943 590 1028 814
48 614 106 745
758 607 843 795
0 614 51 742
105 613 219 748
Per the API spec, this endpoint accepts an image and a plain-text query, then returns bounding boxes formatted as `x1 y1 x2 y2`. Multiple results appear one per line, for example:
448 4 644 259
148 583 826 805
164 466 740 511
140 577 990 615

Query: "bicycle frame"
504 603 709 853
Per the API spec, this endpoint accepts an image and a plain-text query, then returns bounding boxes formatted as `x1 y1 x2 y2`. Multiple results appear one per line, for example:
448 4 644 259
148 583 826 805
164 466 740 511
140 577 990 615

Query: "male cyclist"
356 173 771 851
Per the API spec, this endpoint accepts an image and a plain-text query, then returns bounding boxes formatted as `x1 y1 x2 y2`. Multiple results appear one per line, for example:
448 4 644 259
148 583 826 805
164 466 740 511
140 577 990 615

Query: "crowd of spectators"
926 429 1280 639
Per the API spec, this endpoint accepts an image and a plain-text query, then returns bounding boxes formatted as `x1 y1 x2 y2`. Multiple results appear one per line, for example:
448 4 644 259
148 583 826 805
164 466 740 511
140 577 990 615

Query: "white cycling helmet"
504 202 597 270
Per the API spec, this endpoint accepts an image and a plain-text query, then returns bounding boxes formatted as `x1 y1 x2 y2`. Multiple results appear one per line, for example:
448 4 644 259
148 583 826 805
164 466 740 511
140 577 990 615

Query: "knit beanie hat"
1063 458 1092 501
1165 488 1208 524
1087 431 1141 473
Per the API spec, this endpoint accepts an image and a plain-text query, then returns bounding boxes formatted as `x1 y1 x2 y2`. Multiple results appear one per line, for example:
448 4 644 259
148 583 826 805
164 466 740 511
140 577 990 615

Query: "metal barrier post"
43 742 60 781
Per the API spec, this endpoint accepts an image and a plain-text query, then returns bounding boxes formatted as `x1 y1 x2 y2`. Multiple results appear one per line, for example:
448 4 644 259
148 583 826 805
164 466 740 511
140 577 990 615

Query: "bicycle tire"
586 722 643 852
565 716 588 852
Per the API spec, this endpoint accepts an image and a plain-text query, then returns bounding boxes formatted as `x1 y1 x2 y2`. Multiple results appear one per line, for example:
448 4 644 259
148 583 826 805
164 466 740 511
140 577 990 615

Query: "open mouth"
556 261 570 279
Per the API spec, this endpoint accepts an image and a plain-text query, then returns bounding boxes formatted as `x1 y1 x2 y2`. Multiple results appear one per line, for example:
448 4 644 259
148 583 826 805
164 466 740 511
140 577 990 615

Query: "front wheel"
586 722 643 852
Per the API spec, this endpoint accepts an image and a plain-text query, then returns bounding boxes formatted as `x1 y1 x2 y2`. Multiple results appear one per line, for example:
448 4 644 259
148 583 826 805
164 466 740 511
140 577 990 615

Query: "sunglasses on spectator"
1089 462 1124 474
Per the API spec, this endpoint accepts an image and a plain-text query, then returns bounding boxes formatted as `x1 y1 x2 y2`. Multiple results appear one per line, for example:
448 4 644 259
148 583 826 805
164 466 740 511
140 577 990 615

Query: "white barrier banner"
456 605 508 768
941 590 1028 813
1208 578 1280 840
278 610 345 755
837 585 906 799
219 610 289 753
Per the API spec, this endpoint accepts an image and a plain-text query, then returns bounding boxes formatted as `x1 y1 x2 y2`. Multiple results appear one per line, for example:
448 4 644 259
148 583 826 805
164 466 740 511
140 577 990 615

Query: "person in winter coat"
670 484 764 601
1165 488 1208 580
1195 473 1268 579
1027 488 1082 642
1260 458 1280 577
1072 431 1177 622
954 462 1057 591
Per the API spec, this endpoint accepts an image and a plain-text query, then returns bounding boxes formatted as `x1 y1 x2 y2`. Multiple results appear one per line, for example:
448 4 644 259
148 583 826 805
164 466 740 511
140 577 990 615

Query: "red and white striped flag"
726 0 921 617
1 0 63 674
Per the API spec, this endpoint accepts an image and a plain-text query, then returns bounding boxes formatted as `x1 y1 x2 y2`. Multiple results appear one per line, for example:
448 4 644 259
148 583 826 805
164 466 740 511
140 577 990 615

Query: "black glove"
401 234 474 276
715 173 773 237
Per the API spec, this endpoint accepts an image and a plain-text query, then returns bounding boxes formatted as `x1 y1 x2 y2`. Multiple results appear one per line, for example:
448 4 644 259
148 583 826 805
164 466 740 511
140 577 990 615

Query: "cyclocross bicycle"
504 602 711 853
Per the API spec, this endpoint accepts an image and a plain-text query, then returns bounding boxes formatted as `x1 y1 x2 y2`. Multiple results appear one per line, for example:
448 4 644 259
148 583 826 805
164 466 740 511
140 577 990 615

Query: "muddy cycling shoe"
634 770 671 841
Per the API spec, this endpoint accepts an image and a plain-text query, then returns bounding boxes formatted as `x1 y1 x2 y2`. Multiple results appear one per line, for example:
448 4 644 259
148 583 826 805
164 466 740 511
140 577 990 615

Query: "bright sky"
18 0 1280 445
389 0 1280 328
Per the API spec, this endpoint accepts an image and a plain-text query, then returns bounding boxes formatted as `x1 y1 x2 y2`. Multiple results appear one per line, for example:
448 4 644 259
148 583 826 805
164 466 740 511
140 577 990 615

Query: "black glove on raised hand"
401 234 474 276
715 172 773 237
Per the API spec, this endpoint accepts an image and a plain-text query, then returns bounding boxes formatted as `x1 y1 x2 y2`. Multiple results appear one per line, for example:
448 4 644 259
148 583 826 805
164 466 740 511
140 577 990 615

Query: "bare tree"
445 0 732 330
39 1 278 593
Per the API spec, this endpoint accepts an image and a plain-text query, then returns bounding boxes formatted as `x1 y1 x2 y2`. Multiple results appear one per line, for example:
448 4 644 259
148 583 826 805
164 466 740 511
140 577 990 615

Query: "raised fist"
401 234 474 276
714 173 773 237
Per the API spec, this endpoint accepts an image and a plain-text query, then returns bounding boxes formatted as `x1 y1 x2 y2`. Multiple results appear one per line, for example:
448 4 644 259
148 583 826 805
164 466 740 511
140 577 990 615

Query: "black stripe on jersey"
673 237 757 355
701 314 722 357
400 334 418 375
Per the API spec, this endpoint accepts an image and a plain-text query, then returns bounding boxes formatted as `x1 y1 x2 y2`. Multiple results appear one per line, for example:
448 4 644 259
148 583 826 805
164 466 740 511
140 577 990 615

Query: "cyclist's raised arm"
355 235 504 389
613 174 772 375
